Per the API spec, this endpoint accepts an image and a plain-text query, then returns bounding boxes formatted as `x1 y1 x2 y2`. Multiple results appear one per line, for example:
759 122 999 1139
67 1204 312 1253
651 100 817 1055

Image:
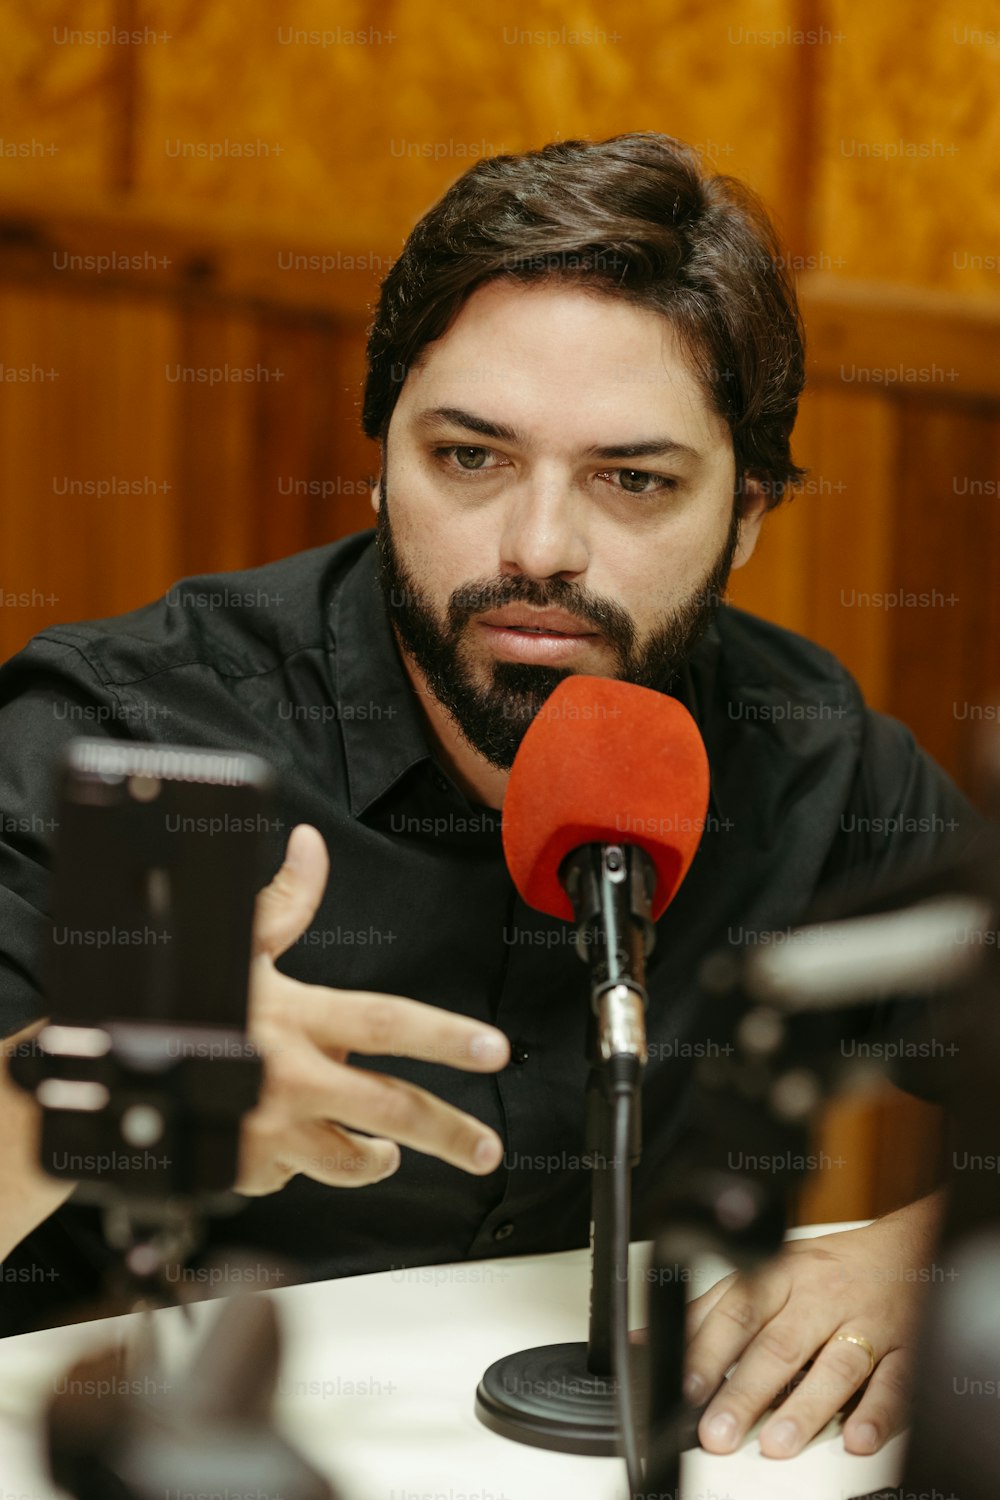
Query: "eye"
600 468 679 496
435 445 506 473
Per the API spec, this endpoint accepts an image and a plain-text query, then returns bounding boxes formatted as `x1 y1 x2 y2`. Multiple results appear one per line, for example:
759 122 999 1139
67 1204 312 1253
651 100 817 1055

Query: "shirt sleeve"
815 705 990 1107
0 635 129 1038
823 706 985 888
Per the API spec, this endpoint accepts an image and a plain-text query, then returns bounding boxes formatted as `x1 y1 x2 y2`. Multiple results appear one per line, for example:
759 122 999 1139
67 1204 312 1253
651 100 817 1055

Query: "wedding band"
832 1331 876 1378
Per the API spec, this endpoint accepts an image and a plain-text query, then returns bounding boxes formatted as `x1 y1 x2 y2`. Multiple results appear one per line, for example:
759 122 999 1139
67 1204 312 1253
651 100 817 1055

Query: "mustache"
447 575 636 645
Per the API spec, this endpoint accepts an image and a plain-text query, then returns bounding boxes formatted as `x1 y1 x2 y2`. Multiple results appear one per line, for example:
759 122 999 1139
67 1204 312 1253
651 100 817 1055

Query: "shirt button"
511 1042 529 1065
493 1222 514 1242
433 773 449 793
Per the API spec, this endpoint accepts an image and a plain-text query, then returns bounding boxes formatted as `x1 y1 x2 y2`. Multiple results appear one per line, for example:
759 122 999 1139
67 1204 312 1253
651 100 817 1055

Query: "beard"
375 483 741 771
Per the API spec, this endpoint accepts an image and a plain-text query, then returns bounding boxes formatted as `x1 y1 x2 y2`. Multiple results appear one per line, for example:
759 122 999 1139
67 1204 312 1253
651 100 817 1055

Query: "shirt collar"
330 533 727 823
672 615 728 827
330 536 436 818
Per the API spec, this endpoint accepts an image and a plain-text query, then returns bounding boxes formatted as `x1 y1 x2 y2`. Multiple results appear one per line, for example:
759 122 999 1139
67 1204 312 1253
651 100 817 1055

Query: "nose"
497 467 589 581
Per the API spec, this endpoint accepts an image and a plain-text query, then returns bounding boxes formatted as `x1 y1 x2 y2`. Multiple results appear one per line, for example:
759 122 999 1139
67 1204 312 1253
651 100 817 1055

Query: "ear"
370 477 382 515
731 476 770 570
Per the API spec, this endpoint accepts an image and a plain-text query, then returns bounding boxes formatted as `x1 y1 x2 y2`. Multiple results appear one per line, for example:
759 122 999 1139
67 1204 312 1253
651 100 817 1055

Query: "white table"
0 1222 906 1500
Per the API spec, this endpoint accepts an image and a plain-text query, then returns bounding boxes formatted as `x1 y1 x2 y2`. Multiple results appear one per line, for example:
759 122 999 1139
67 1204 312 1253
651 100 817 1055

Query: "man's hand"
683 1193 945 1459
235 824 510 1195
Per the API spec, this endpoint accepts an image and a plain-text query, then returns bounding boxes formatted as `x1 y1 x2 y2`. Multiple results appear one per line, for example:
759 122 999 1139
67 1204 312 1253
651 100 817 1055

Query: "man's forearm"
0 1021 76 1261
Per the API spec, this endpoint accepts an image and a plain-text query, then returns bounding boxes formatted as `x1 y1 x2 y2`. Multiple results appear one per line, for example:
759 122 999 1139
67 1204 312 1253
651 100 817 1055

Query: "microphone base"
474 1339 645 1456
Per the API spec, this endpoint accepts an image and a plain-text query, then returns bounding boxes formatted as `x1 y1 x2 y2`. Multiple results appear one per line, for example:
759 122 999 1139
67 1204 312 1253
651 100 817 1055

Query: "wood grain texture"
815 0 1000 292
128 0 797 243
799 272 1000 401
0 283 180 655
0 0 122 196
888 400 1000 780
728 385 898 712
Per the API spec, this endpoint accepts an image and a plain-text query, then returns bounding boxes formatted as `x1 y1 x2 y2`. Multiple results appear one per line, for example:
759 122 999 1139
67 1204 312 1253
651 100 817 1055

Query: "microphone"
502 674 710 1080
476 674 711 1473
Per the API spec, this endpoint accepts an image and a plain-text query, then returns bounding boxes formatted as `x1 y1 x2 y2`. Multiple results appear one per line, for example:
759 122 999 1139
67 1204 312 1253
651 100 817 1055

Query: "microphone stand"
475 843 654 1463
584 1010 642 1375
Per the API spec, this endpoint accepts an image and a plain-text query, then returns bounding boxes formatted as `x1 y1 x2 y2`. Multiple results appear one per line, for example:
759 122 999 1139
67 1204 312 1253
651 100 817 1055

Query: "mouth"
495 625 576 635
475 610 601 664
477 609 598 637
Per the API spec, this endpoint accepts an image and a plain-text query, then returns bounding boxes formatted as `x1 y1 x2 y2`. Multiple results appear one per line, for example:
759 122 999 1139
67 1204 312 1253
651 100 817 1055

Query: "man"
0 133 982 1462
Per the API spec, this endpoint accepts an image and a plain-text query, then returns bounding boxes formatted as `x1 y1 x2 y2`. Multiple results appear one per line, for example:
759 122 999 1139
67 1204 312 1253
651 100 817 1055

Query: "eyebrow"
413 406 704 463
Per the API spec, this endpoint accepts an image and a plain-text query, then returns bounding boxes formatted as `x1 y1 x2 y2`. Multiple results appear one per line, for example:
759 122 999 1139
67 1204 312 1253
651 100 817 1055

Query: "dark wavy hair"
363 132 807 507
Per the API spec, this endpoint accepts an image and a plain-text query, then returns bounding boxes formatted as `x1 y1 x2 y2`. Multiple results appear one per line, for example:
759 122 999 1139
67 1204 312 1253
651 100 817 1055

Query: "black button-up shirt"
0 530 983 1332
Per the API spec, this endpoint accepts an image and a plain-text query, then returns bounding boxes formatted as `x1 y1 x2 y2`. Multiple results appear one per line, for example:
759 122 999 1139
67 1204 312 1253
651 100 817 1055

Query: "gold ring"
832 1331 876 1379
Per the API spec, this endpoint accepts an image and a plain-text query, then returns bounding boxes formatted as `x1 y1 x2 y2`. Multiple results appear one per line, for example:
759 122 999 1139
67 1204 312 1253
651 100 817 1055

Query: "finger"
683 1266 785 1404
685 1270 792 1443
299 983 510 1072
685 1271 739 1343
260 1043 504 1176
842 1347 913 1456
236 1115 400 1194
290 1121 403 1190
681 1272 739 1405
755 1328 885 1458
315 1064 504 1175
252 824 329 960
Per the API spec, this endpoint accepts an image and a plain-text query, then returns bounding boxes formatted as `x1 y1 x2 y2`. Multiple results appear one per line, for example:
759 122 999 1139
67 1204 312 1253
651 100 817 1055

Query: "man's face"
374 278 766 769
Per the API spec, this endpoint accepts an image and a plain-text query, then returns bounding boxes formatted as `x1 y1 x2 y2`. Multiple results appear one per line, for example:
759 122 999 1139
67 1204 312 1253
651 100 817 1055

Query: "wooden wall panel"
0 284 179 658
815 1 1000 292
129 0 799 245
799 390 897 710
75 293 178 617
172 307 261 575
0 287 66 656
249 315 377 560
3 0 999 291
888 401 1000 780
797 272 1000 401
0 0 119 197
0 275 380 663
728 386 898 711
796 1088 948 1225
728 445 813 632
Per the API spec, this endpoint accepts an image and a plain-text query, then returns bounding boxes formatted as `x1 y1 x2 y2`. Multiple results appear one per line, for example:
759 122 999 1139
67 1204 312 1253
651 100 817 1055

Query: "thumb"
252 824 330 961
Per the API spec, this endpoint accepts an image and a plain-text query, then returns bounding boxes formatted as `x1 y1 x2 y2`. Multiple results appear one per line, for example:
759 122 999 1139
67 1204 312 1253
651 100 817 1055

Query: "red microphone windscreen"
501 675 710 922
